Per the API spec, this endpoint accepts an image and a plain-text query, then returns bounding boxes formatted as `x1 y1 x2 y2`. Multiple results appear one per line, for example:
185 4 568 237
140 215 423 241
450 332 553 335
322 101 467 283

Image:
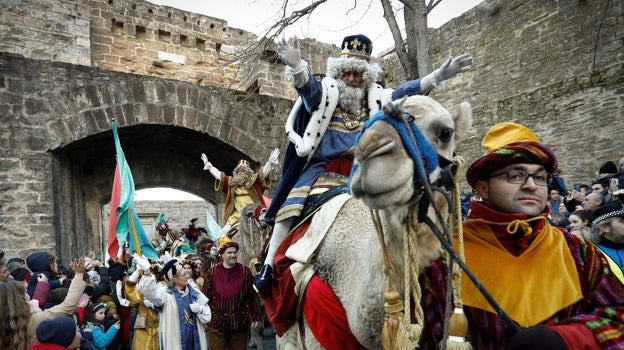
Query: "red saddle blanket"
263 220 366 349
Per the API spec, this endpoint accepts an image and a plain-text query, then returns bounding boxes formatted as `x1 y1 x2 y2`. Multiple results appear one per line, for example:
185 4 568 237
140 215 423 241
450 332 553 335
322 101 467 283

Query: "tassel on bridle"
372 209 409 350
444 156 473 350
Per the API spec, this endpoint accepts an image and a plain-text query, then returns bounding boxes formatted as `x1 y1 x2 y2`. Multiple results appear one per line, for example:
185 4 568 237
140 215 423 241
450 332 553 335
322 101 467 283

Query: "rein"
394 109 521 335
366 104 519 349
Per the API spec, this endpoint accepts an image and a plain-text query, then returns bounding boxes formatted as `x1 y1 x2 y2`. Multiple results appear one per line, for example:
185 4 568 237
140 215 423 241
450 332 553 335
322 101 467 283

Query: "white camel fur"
242 95 472 349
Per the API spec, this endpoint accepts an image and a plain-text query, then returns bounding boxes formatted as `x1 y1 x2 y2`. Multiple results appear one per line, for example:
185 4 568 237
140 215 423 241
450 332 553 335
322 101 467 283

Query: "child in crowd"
81 302 120 350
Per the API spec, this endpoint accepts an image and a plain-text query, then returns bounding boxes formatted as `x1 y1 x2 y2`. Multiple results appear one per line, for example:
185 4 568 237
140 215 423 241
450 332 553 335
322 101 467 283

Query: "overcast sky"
136 0 482 200
147 0 482 53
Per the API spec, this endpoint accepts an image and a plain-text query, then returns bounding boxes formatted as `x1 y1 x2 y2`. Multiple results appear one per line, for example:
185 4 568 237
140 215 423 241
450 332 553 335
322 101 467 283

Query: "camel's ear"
453 101 472 143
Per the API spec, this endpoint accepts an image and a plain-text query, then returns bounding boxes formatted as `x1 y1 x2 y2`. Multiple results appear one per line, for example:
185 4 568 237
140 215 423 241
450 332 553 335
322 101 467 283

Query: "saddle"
264 174 354 329
292 184 349 230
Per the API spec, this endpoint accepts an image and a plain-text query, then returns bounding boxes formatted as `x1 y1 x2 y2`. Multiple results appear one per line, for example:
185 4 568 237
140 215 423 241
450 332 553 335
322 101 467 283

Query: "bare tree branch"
220 0 328 92
381 0 415 78
223 0 449 94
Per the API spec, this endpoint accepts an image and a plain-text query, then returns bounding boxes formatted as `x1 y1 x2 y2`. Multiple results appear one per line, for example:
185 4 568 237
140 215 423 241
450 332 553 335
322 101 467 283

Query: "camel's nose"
354 127 395 163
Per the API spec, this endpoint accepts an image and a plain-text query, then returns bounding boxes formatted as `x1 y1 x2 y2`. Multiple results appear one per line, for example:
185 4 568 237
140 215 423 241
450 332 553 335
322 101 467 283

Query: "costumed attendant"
134 254 211 350
201 148 280 235
202 237 262 350
419 122 624 349
256 33 473 291
123 262 161 350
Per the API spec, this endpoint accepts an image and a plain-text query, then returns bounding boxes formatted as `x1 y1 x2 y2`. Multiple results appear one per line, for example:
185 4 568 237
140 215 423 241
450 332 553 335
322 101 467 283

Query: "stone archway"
51 124 248 262
0 54 292 262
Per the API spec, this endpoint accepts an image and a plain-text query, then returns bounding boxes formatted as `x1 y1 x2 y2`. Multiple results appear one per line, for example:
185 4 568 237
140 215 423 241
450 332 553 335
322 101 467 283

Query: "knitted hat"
35 316 77 347
8 257 25 265
598 161 617 175
218 236 239 255
161 258 184 281
592 202 624 224
340 34 373 60
108 260 126 282
466 122 558 188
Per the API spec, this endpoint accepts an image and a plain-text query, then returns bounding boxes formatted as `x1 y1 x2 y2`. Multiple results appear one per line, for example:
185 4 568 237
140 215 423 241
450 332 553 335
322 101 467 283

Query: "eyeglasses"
489 169 551 186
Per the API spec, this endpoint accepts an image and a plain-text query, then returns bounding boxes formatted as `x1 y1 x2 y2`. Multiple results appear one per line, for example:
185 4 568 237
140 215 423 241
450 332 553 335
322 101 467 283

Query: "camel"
257 95 472 349
236 204 271 275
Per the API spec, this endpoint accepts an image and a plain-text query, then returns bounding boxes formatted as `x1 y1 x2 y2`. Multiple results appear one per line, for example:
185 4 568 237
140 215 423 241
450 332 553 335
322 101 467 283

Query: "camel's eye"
403 113 415 123
439 128 454 142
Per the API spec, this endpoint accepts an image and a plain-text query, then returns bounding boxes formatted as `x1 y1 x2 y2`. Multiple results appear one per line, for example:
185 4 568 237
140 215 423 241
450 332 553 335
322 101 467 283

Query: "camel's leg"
248 323 264 349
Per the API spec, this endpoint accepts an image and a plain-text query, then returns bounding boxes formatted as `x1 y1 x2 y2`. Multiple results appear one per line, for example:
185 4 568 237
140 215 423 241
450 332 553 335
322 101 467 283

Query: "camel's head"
350 95 472 209
236 203 270 275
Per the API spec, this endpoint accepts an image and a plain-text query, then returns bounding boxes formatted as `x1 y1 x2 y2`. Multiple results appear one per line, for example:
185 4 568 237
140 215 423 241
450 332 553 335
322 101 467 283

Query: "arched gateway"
1 53 291 262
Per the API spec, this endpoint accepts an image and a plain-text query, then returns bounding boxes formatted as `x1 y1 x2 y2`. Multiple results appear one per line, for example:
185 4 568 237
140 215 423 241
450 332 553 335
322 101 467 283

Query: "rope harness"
365 103 520 349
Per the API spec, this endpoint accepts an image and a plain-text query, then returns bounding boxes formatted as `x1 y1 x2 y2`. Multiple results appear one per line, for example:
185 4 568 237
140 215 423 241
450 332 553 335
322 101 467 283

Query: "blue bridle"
350 106 439 192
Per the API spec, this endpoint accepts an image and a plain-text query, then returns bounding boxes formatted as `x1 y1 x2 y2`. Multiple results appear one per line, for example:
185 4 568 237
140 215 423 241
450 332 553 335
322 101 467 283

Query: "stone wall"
380 0 624 189
99 200 219 259
0 0 91 65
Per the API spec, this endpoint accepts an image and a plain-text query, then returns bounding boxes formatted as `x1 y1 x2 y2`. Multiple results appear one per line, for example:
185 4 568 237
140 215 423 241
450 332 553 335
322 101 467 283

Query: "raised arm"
43 257 88 319
278 36 309 88
262 148 280 178
201 153 221 180
134 254 165 307
419 53 473 94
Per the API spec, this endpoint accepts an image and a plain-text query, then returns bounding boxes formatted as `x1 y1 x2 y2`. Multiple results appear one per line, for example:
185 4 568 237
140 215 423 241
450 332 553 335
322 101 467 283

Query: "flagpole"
128 208 142 257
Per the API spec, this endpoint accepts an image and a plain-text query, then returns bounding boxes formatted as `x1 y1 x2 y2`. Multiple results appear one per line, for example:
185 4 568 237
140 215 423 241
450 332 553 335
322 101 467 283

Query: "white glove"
143 299 155 309
201 153 221 180
269 148 280 165
435 54 473 82
159 251 172 265
133 253 151 272
278 36 302 68
189 302 202 314
201 153 211 170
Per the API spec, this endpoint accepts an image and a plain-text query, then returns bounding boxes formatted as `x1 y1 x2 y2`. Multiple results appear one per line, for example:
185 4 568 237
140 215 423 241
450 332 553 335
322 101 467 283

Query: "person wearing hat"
134 254 211 350
200 148 280 237
30 316 81 349
416 122 624 349
202 237 261 350
0 257 88 348
613 156 624 191
26 251 63 299
255 33 473 292
590 200 624 282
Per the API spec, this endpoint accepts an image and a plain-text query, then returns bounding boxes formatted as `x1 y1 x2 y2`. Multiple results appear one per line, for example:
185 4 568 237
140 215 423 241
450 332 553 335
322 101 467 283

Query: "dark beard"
337 80 366 113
